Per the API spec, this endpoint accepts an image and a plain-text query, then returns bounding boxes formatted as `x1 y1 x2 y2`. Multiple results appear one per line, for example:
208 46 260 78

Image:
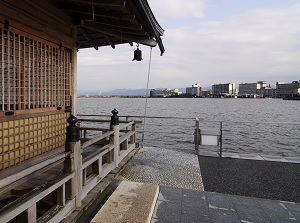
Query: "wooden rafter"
104 34 116 48
66 0 126 7
58 4 135 21
82 17 142 30
55 0 164 53
79 27 99 50
81 21 156 46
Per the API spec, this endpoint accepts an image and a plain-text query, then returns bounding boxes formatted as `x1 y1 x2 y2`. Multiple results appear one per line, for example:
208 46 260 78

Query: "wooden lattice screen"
0 26 72 170
0 113 68 170
0 27 71 111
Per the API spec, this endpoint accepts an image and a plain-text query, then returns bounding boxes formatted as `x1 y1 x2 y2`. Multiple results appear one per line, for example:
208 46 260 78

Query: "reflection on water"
77 98 300 157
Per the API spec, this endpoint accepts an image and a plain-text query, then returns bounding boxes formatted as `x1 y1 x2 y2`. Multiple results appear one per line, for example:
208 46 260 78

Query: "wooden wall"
0 0 77 170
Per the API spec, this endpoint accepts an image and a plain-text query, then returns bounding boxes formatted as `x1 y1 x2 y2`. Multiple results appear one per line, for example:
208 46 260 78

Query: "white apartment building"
186 84 202 97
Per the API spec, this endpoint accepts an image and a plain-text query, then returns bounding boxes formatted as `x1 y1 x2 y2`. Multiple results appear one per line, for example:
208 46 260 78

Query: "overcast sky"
77 0 300 92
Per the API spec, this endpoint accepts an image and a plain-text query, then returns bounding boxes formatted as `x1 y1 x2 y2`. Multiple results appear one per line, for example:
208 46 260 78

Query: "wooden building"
0 0 164 222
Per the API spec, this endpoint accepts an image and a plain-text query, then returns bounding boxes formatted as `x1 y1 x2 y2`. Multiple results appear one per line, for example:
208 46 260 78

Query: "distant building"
238 81 275 98
186 84 202 97
239 81 267 95
202 90 212 97
275 81 300 98
150 88 182 97
212 83 236 96
257 87 274 98
150 89 165 97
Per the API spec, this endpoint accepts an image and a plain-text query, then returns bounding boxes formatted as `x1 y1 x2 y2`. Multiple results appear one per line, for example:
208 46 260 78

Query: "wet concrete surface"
151 186 300 223
199 155 300 202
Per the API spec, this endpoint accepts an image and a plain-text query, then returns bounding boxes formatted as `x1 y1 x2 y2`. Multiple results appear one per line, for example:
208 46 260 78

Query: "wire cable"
141 47 153 148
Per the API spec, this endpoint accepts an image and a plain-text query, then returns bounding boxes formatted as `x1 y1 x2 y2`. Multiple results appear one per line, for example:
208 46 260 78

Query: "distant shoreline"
77 95 282 99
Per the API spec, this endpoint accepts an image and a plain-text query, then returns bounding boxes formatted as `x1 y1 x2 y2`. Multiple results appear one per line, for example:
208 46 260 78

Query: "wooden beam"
79 27 99 50
59 4 135 21
82 21 157 47
98 24 147 36
66 0 126 7
82 18 142 30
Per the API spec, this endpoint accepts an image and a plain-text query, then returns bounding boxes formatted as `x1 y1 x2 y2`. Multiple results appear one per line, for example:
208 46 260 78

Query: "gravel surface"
118 147 204 190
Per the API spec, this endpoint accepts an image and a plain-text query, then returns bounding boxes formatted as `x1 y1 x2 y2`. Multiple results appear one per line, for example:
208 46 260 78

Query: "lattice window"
0 28 71 111
0 112 68 170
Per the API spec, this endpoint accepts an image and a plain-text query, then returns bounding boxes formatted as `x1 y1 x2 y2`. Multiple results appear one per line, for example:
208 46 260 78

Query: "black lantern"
133 44 142 61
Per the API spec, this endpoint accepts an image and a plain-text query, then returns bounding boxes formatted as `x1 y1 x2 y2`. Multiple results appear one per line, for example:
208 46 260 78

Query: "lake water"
77 98 300 157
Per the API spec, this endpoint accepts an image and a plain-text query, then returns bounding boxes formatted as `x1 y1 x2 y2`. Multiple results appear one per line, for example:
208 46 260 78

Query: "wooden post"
26 204 37 223
130 122 136 145
64 115 82 208
71 39 78 115
57 184 66 206
126 116 129 131
195 118 200 154
110 109 119 167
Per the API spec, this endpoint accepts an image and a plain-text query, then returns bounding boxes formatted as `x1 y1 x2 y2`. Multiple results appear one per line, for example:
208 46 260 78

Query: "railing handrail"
81 130 114 149
120 121 135 131
0 172 75 222
0 148 70 189
78 114 300 125
78 118 137 124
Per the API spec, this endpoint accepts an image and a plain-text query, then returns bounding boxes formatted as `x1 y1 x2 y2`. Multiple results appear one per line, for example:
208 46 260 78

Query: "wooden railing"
78 116 138 201
0 148 75 223
0 110 139 223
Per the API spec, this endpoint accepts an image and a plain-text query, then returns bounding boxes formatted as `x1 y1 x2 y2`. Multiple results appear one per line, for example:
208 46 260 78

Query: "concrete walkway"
91 181 158 223
85 148 300 223
151 186 300 223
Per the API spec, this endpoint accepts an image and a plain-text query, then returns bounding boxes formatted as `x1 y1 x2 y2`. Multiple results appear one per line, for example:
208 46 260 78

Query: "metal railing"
78 114 300 157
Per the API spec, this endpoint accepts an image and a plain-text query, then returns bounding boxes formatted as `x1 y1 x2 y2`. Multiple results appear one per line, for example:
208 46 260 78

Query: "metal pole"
219 121 223 158
195 118 200 154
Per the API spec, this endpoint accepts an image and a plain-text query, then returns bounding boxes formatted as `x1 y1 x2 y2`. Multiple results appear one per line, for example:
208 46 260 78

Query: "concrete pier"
91 181 158 223
86 148 300 222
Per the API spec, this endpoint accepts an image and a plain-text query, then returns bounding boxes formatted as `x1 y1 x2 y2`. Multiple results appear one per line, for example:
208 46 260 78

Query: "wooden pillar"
71 34 78 115
130 122 136 144
110 109 119 167
64 115 82 208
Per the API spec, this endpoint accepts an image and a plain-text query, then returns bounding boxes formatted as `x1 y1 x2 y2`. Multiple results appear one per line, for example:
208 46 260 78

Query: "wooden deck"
0 118 139 223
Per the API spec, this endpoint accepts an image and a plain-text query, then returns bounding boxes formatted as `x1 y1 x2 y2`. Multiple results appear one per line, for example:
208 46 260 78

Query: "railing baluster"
57 184 66 206
82 169 87 186
26 204 37 223
131 122 136 144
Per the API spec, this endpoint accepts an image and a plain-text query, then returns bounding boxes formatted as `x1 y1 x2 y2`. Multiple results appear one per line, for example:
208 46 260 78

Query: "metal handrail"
78 114 300 125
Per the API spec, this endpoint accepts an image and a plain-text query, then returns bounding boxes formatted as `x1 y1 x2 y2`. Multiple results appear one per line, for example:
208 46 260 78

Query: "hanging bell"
133 46 142 61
